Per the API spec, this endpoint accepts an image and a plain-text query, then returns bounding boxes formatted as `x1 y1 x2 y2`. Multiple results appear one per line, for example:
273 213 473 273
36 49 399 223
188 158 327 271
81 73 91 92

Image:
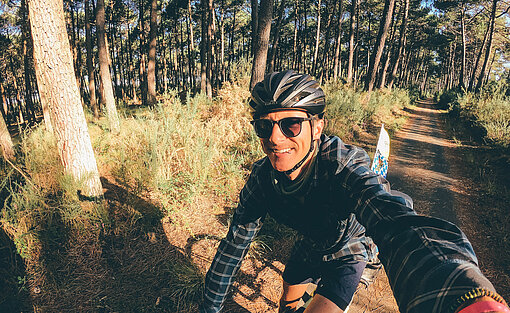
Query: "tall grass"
454 92 510 147
323 81 410 139
91 79 262 221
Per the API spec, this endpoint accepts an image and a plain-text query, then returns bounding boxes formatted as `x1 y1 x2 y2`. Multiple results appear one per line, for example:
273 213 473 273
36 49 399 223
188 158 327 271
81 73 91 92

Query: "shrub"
456 92 510 147
323 81 410 139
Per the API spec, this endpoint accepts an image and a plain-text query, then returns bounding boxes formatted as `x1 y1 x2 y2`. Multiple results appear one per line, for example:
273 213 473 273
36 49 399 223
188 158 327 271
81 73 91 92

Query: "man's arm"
200 217 263 313
335 144 508 313
200 162 267 313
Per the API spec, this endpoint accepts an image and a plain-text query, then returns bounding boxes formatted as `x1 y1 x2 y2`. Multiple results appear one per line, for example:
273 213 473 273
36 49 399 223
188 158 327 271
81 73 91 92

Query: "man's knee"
280 282 315 313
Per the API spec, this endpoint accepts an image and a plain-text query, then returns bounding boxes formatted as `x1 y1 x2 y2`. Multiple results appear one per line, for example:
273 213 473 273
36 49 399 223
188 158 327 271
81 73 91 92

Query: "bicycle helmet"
249 70 325 118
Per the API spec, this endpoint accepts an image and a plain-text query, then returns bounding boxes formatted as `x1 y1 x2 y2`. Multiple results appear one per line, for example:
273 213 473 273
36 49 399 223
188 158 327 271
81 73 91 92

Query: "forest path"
346 97 509 312
383 98 509 308
349 98 465 312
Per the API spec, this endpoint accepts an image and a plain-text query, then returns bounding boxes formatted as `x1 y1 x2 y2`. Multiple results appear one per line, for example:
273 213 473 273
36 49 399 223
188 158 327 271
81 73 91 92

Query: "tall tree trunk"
21 0 36 125
0 75 14 159
333 0 344 81
365 0 396 93
378 0 398 88
292 2 298 69
207 0 214 96
187 0 195 90
8 56 25 126
96 0 120 132
388 0 408 89
28 0 103 198
0 108 14 160
85 0 99 119
346 0 357 85
200 0 208 95
251 0 259 56
269 0 287 73
139 0 148 105
467 23 489 91
250 0 274 90
312 0 322 75
319 0 335 81
459 4 467 89
147 0 158 106
476 0 498 91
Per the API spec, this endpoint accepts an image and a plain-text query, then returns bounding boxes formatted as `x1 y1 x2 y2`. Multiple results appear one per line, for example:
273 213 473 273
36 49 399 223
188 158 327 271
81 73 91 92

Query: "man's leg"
303 294 344 313
279 281 310 312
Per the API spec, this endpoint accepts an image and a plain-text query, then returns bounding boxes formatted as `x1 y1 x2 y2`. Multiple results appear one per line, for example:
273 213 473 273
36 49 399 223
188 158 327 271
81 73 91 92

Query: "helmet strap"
283 119 317 176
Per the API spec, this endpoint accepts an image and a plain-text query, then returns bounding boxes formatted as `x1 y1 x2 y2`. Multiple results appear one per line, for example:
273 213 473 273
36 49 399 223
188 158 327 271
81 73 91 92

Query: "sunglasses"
251 116 314 138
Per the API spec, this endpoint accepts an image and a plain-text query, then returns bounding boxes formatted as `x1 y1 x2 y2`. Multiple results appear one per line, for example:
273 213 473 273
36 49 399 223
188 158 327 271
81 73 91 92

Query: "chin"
270 160 293 173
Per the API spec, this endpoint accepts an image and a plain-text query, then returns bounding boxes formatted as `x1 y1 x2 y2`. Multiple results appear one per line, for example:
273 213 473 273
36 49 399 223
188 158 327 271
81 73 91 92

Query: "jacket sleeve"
335 144 502 313
200 165 267 313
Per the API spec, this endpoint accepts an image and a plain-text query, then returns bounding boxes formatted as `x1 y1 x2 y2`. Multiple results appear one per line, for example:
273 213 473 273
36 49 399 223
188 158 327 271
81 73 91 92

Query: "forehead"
260 110 308 120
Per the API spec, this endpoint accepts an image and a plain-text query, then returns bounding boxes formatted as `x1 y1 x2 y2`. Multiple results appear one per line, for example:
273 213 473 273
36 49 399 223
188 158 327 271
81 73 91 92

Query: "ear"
313 118 324 140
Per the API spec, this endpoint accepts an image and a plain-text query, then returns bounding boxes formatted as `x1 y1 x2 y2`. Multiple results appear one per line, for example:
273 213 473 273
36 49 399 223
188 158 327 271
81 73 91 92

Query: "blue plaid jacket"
200 135 501 313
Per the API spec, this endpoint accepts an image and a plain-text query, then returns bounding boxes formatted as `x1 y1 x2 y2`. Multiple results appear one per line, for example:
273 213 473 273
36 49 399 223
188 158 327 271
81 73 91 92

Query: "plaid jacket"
200 135 501 313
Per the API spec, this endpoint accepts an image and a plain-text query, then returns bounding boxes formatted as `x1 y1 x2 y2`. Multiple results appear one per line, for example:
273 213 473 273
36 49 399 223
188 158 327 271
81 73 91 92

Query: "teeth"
273 148 291 153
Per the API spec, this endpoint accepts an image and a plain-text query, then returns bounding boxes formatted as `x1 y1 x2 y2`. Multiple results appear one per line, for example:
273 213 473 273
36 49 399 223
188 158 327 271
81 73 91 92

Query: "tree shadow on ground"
0 227 32 313
23 177 211 312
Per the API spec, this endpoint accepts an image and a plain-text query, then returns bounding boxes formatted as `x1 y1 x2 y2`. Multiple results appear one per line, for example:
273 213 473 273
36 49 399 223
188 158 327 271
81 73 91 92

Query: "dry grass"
1 75 413 312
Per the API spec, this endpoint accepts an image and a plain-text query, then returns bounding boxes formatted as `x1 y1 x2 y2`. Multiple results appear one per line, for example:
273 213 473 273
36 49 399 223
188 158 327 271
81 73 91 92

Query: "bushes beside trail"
324 81 410 139
443 88 510 147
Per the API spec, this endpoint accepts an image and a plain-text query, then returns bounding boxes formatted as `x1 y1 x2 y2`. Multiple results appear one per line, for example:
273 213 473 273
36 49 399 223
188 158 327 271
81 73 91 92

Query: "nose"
268 122 286 144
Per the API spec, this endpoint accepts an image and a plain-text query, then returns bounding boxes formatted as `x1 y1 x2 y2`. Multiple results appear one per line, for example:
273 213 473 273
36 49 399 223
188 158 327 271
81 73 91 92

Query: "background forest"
0 0 509 312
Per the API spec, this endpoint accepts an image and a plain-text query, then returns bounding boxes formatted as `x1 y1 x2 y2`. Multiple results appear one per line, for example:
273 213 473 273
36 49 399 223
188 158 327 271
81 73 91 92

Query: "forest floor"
1 98 509 312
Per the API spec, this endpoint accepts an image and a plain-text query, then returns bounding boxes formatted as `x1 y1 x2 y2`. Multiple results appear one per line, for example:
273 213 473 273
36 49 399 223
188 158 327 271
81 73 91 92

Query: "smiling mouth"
272 148 291 154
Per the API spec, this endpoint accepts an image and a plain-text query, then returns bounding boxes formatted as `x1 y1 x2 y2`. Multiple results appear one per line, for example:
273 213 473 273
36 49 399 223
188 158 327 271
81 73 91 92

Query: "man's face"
258 110 324 180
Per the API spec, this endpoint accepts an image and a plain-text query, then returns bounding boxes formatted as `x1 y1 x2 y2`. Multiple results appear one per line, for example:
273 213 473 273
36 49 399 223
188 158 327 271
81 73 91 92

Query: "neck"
286 142 316 180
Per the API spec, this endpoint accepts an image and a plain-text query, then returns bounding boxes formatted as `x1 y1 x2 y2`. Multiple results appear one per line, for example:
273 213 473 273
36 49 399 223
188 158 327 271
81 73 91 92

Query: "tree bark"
459 4 467 89
333 0 344 81
251 0 259 56
200 0 209 95
365 0 396 93
85 0 99 119
346 0 357 85
468 21 489 91
268 0 287 73
476 0 498 91
387 0 408 89
28 0 103 198
250 0 274 90
312 0 322 76
96 0 120 132
147 0 158 106
0 74 14 160
0 107 14 160
139 0 148 105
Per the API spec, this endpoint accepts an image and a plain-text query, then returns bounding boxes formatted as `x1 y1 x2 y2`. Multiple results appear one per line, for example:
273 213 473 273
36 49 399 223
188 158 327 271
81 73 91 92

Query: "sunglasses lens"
280 118 303 137
253 119 273 138
252 117 306 138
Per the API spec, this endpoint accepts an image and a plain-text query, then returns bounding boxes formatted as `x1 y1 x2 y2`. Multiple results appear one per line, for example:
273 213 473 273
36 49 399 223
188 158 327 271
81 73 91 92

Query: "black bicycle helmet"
249 70 325 118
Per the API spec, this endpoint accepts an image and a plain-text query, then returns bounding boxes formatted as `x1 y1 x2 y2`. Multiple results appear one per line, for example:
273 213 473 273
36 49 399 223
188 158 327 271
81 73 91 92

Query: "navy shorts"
282 247 366 310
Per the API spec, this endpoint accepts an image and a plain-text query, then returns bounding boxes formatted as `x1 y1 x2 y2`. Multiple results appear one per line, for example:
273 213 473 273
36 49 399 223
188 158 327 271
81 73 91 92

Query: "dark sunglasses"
250 116 314 138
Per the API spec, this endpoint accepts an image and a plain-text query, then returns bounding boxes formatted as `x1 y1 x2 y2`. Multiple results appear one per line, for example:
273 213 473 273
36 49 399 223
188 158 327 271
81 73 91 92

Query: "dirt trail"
383 98 509 307
341 98 509 312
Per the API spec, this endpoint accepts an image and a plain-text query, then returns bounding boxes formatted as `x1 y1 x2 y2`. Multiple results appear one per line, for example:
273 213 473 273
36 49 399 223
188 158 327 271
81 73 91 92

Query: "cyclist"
200 70 509 313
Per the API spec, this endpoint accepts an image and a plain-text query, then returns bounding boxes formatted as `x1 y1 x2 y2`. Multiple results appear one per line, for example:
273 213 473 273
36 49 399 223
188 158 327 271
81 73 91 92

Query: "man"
200 70 508 313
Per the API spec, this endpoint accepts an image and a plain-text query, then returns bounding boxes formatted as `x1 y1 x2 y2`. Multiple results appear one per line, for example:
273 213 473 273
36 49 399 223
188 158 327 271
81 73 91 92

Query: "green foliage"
323 81 410 139
456 92 510 147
